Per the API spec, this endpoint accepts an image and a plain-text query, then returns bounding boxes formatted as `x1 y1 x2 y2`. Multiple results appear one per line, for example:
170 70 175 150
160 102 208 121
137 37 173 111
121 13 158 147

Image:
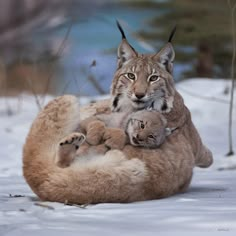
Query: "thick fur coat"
23 93 212 204
23 24 213 204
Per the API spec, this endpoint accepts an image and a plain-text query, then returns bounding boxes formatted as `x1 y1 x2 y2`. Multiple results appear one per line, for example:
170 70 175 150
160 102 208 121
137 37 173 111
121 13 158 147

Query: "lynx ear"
153 43 175 74
165 127 172 136
116 21 137 68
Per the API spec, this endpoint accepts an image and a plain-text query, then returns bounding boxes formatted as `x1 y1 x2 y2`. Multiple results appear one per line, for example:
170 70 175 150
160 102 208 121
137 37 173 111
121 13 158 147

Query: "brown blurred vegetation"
0 0 100 97
0 59 61 96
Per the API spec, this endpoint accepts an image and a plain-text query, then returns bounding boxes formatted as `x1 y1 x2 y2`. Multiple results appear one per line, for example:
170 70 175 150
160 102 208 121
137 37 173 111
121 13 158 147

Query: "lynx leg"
179 175 192 193
103 128 127 150
57 132 85 168
196 146 213 168
86 120 106 145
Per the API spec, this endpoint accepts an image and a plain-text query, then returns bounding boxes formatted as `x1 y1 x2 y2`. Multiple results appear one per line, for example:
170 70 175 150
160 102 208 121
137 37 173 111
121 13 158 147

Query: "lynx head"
111 22 176 112
126 110 170 148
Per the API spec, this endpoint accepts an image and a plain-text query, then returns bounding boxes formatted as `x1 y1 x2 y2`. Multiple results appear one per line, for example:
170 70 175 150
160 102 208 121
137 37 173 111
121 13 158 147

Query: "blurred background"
0 0 234 99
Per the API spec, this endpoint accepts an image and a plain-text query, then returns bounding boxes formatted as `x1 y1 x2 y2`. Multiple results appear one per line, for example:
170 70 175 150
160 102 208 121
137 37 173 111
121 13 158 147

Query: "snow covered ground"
0 78 236 235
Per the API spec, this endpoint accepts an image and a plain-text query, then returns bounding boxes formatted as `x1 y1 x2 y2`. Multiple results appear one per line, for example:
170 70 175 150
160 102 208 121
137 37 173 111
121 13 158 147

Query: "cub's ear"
165 127 172 136
116 21 137 68
153 43 175 74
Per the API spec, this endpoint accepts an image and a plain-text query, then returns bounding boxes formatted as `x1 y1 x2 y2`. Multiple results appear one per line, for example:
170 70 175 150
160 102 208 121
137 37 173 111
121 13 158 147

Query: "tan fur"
23 29 213 203
125 110 168 148
110 38 213 168
79 110 169 150
23 96 148 204
57 132 85 168
23 94 211 203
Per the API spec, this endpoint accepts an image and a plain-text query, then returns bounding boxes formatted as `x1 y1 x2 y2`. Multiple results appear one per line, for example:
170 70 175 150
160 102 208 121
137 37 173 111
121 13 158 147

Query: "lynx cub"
83 110 173 149
57 110 172 167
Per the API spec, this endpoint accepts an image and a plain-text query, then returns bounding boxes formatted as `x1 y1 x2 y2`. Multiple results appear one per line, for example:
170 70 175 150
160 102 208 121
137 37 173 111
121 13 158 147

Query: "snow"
0 79 236 235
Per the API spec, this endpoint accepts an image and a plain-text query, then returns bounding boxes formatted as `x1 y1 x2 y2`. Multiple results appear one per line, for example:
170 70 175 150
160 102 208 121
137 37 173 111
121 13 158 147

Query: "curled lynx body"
23 81 212 204
23 95 197 203
23 24 212 203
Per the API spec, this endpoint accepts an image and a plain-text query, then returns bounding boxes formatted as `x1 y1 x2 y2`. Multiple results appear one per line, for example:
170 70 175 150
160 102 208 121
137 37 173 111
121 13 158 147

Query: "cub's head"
126 110 170 148
111 22 176 112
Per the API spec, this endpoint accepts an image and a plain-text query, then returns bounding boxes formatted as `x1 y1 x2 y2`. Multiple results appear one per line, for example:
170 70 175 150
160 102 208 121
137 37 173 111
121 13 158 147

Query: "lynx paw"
57 132 85 168
59 132 85 148
103 128 126 150
86 121 106 145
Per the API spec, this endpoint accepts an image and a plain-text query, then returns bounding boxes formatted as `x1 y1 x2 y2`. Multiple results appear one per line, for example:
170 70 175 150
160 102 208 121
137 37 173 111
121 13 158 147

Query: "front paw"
103 128 126 150
86 121 106 145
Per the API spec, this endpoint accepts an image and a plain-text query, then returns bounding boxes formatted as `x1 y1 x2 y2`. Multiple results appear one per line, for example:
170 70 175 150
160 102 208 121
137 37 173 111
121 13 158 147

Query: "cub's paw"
59 132 85 148
57 132 85 168
103 128 126 150
86 121 106 145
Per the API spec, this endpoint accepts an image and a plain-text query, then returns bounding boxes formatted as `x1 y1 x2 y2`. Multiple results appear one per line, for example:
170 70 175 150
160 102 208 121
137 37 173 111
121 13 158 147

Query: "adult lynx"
23 23 213 204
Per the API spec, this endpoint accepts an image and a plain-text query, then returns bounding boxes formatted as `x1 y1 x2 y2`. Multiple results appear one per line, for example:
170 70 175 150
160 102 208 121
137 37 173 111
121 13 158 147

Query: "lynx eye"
148 135 154 139
149 75 160 82
140 122 145 129
127 73 136 80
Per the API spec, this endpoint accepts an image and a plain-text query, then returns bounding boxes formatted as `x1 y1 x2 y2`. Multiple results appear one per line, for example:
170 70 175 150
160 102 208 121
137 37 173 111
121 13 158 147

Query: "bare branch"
0 60 13 115
41 20 73 104
25 75 42 111
72 70 82 96
87 74 106 95
34 202 55 210
226 0 236 156
60 79 72 95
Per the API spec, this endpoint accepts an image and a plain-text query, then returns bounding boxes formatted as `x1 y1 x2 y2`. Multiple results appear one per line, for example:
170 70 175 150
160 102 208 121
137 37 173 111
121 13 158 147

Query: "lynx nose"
132 136 139 144
135 93 145 100
136 134 144 141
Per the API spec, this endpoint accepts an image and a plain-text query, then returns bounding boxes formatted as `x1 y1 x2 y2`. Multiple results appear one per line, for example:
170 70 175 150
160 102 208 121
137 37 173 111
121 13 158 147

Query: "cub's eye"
140 122 145 129
127 73 136 80
148 135 154 139
149 75 160 82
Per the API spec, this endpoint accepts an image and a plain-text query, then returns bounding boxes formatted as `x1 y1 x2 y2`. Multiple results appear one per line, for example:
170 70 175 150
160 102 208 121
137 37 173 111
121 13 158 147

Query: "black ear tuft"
116 20 126 39
116 21 137 68
168 25 177 43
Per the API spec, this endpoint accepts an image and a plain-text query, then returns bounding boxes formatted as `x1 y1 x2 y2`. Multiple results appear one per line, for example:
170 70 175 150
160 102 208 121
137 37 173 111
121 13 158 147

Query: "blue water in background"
48 5 186 96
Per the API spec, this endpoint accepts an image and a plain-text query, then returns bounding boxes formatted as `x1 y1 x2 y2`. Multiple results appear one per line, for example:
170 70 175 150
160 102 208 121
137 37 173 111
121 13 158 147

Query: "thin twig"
87 74 106 95
34 202 55 210
64 200 89 209
41 20 73 104
73 63 92 97
16 94 23 114
25 75 42 111
87 60 106 95
226 0 236 156
19 56 42 111
60 79 72 95
0 60 14 115
9 194 25 198
72 70 82 96
177 86 230 104
73 60 106 97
